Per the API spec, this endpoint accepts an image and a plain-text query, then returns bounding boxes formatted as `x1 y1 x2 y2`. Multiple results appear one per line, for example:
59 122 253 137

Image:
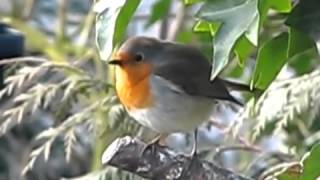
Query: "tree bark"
102 136 253 180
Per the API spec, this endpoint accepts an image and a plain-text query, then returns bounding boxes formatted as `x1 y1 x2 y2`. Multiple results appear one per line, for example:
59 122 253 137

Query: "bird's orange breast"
114 63 154 110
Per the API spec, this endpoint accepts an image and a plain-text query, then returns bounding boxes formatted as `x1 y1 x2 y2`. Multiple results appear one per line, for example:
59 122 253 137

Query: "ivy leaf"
234 35 254 66
245 12 259 46
300 143 320 180
268 0 291 13
277 163 302 180
251 33 289 89
193 21 211 32
193 21 220 36
197 0 259 80
259 0 292 22
183 0 203 5
276 143 320 180
94 0 140 60
286 0 320 53
289 49 317 75
287 28 317 75
288 28 315 58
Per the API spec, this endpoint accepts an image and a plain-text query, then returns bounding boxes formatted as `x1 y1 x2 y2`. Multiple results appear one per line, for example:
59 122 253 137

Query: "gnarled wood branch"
102 136 253 180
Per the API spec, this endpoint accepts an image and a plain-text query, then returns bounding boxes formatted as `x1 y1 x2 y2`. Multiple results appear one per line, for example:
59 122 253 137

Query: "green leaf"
278 174 299 180
228 64 245 78
286 0 320 53
259 0 292 23
234 35 254 66
176 31 194 43
287 28 317 75
193 21 220 36
94 0 140 60
245 12 259 46
193 21 210 32
269 0 292 13
114 0 140 44
300 143 320 180
276 143 320 180
277 163 302 180
251 33 289 89
288 28 315 58
183 0 203 5
145 0 171 28
289 49 317 75
197 0 259 80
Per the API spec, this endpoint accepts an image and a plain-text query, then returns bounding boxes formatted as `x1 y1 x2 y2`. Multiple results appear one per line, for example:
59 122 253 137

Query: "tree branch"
102 136 253 180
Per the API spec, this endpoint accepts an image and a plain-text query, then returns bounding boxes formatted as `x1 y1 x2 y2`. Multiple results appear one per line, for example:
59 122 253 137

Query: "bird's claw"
139 135 161 157
139 142 158 157
180 152 200 178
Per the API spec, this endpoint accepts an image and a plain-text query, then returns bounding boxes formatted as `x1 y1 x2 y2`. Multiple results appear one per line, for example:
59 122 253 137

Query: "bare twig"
23 0 34 20
208 120 259 149
76 5 96 46
102 136 253 180
213 145 261 161
159 10 170 39
167 1 187 41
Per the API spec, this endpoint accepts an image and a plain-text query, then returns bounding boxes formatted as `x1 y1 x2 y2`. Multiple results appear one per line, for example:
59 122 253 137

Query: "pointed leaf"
259 0 292 23
277 163 301 180
234 35 254 66
251 33 289 89
300 143 320 180
197 0 259 80
245 13 259 46
286 0 320 53
269 0 292 13
183 0 203 5
289 49 317 75
113 0 140 46
276 143 320 180
94 0 140 60
193 21 220 36
288 28 316 58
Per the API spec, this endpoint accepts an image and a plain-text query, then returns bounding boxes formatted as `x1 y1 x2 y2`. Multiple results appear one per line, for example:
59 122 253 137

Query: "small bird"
109 36 253 156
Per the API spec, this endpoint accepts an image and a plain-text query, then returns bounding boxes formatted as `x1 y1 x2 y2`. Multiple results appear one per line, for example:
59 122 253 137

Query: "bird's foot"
186 149 198 167
180 151 200 178
139 135 161 157
180 129 199 177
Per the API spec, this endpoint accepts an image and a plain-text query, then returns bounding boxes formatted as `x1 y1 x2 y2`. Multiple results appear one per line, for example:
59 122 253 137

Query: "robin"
109 36 254 156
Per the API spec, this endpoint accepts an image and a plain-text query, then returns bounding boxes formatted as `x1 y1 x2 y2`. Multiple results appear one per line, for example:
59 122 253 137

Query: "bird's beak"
108 59 122 66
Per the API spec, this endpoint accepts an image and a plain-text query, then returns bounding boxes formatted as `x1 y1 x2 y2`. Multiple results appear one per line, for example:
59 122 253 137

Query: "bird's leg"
180 129 200 178
140 134 162 157
190 128 198 158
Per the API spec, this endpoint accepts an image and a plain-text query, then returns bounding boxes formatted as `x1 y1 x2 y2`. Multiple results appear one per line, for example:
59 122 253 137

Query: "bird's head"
109 36 164 66
109 36 164 84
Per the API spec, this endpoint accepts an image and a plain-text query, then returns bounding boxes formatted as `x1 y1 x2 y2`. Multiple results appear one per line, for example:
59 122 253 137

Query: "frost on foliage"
0 58 124 175
238 70 320 140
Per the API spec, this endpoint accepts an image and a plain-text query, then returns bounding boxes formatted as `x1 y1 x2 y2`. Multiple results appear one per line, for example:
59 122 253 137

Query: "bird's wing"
153 43 242 105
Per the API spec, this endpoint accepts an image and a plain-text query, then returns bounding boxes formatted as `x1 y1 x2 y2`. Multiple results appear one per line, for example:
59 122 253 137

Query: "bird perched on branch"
109 36 255 157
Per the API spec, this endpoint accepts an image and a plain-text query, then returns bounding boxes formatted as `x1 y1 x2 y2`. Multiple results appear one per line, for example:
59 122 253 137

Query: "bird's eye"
134 53 144 62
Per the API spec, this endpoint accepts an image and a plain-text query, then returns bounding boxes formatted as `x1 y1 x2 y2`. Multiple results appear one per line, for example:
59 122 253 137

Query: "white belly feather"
128 76 215 133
